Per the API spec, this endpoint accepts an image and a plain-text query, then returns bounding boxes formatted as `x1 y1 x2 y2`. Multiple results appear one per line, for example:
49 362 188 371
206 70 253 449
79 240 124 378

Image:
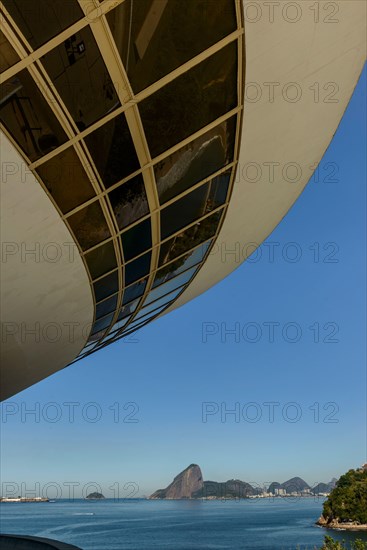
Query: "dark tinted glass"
118 300 139 321
107 0 237 93
125 252 151 286
67 201 110 251
108 175 149 230
123 278 147 304
41 26 119 128
139 43 237 158
88 329 106 343
209 170 231 207
121 218 151 261
95 294 118 320
0 31 20 71
159 210 222 265
2 0 83 50
154 118 236 203
93 270 119 302
84 241 117 280
161 185 208 240
36 146 95 214
91 313 114 335
85 114 140 187
153 241 210 288
161 175 228 241
0 70 67 161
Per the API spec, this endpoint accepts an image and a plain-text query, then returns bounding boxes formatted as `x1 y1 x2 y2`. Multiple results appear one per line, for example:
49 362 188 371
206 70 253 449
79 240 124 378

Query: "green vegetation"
319 535 367 549
322 469 367 525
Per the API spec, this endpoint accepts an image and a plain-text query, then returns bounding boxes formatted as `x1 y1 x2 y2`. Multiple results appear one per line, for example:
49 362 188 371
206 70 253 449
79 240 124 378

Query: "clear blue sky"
1 66 366 500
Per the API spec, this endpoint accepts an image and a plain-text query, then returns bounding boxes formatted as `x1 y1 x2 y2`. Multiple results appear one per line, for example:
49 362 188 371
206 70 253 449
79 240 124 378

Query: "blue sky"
1 66 366 500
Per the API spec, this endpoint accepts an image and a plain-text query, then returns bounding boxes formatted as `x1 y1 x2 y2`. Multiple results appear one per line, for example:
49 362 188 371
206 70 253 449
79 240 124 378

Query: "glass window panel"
125 252 151 286
67 201 110 251
108 175 149 230
153 241 211 288
121 218 152 261
139 43 237 158
145 265 198 306
88 329 106 343
131 303 170 326
160 175 229 240
1 0 83 50
111 317 130 332
161 184 209 240
41 26 120 128
0 70 67 162
155 117 236 204
93 270 119 302
36 146 95 214
123 318 151 334
159 210 222 265
95 294 118 320
0 31 20 71
107 0 237 94
85 114 140 188
91 312 114 335
140 290 184 317
209 170 231 208
123 278 147 305
85 241 117 280
118 299 139 321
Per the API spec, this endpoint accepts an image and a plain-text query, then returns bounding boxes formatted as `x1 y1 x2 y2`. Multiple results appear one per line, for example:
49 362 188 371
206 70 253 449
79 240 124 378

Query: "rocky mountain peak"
149 464 203 499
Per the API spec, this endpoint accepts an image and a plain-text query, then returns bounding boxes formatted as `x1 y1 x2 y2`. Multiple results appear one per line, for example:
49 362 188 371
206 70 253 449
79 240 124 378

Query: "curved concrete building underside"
0 0 366 400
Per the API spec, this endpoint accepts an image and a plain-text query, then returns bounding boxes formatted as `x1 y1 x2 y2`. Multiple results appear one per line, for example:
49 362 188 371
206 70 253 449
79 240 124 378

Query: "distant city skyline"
1 65 365 500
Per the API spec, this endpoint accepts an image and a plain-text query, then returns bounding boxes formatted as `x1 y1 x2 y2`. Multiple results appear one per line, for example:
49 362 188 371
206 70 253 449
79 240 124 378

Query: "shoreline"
316 517 367 531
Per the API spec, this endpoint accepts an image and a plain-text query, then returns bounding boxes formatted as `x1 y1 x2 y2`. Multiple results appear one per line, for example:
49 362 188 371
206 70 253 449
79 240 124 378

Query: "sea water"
1 498 367 549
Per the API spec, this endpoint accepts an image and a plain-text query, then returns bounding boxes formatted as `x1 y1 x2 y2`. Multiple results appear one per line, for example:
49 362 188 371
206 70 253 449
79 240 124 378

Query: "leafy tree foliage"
322 469 367 524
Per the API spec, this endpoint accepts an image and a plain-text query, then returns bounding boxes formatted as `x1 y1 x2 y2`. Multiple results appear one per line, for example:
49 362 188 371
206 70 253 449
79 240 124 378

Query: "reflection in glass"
153 241 211 288
108 175 149 230
123 318 151 335
95 294 118 320
159 210 222 265
140 289 184 318
118 300 139 321
0 70 67 161
123 278 147 304
160 174 229 240
85 114 140 187
155 119 236 203
93 270 119 302
0 31 20 71
88 328 106 343
128 304 170 328
121 218 151 261
107 0 237 94
145 265 198 306
111 317 130 333
91 312 114 335
139 42 237 158
36 146 95 214
42 26 119 128
85 240 117 280
125 252 151 286
68 201 110 251
1 0 83 50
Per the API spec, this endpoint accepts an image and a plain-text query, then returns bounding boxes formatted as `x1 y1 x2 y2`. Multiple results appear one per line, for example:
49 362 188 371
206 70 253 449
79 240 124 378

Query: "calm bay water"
1 498 367 549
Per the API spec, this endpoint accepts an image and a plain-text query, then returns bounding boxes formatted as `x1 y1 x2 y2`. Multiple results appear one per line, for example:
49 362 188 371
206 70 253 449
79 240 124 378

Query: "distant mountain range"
149 465 336 500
